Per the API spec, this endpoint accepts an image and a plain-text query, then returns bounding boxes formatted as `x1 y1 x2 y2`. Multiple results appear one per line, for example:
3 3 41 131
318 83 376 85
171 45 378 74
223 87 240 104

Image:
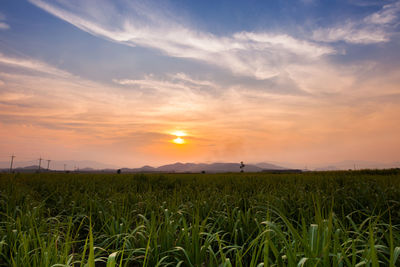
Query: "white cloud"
169 73 216 88
313 23 389 44
0 12 9 30
364 1 400 24
28 0 334 80
113 73 218 97
313 1 400 44
0 53 71 77
0 54 217 129
0 22 9 30
1 1 399 165
1 51 400 165
113 76 190 93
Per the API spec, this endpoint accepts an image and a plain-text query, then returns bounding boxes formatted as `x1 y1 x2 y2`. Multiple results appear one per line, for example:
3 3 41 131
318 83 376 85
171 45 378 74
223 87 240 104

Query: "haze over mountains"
1 161 285 173
314 160 400 171
0 160 286 173
121 162 283 173
0 160 117 171
1 159 399 173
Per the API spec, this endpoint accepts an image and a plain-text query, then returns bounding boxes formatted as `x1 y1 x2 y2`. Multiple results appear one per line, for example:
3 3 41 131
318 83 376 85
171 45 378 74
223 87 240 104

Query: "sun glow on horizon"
172 137 185 144
171 131 187 137
170 130 187 145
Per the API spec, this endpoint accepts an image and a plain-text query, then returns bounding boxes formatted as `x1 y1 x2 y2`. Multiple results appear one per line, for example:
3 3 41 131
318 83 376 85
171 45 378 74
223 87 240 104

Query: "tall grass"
0 170 399 266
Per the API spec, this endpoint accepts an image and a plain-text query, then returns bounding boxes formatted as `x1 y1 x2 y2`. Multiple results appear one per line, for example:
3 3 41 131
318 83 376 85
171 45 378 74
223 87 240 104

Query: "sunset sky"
0 0 400 168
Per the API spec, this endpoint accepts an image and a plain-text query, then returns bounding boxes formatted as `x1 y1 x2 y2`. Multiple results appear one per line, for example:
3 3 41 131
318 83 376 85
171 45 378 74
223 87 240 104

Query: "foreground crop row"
0 170 399 266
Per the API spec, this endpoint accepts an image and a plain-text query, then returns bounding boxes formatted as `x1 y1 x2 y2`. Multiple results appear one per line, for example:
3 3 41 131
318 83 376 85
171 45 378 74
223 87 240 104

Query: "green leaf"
393 247 400 265
106 252 118 267
297 257 309 267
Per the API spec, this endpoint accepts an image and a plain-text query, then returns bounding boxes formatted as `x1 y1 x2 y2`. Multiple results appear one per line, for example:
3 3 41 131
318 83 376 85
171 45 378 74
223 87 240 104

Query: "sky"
0 0 400 168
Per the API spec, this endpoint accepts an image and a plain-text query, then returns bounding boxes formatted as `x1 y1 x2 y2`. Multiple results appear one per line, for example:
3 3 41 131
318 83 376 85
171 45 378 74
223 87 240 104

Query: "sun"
170 130 187 144
172 137 185 144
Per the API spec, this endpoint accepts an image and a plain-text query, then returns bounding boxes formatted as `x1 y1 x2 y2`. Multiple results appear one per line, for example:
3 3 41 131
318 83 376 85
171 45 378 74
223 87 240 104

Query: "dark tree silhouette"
240 161 245 172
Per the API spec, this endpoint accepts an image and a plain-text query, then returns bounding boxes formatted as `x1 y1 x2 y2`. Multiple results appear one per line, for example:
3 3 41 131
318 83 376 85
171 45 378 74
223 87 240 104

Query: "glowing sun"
173 137 185 144
171 131 187 144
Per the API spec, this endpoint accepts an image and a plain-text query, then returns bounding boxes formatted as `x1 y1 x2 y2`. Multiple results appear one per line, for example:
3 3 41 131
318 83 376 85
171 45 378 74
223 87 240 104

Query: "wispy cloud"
0 54 218 136
113 73 217 96
28 0 334 80
313 1 400 44
0 12 9 30
364 1 400 24
1 51 399 165
0 22 9 30
313 24 388 44
0 53 71 77
2 1 400 165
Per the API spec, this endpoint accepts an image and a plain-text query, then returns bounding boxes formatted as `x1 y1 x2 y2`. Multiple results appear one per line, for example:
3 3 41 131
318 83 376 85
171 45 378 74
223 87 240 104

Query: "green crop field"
1 170 400 266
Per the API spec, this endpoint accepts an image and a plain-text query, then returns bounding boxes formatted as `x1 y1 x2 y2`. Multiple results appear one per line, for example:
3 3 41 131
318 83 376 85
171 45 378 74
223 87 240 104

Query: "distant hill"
0 160 296 173
0 160 118 171
314 160 400 171
2 159 398 173
121 162 282 173
314 165 339 171
159 162 263 173
121 165 157 173
16 165 43 171
20 165 40 170
254 162 287 170
2 165 49 173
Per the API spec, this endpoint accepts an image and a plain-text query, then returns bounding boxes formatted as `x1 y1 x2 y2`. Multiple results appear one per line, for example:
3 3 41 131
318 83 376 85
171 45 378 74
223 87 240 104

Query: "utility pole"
38 157 42 171
46 160 51 171
64 164 66 172
10 154 15 173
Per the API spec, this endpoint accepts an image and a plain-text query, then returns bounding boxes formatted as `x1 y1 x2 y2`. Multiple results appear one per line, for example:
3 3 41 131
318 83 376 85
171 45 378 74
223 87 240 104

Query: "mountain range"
121 162 284 173
314 160 400 171
0 160 117 171
1 161 287 173
1 159 399 173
